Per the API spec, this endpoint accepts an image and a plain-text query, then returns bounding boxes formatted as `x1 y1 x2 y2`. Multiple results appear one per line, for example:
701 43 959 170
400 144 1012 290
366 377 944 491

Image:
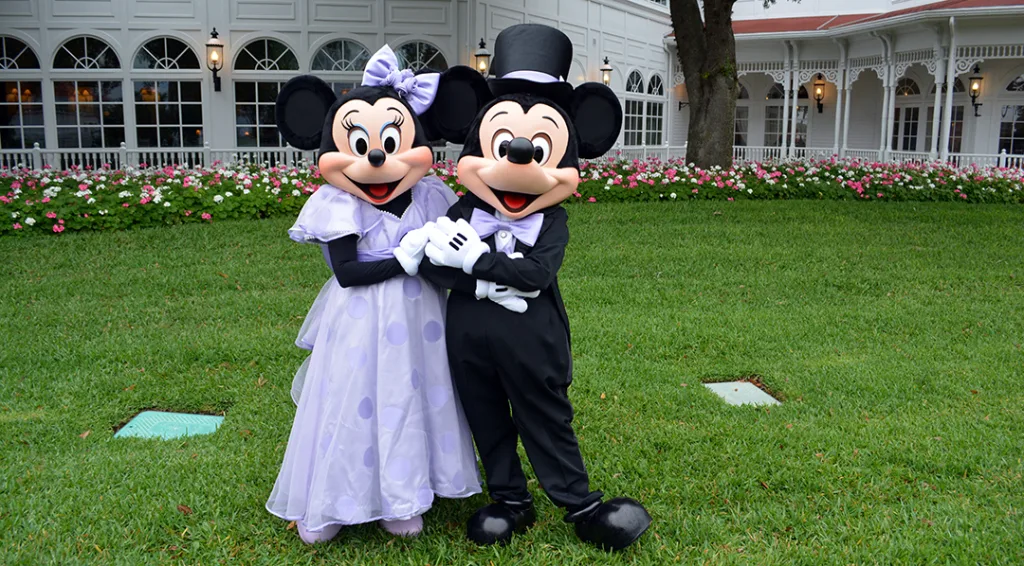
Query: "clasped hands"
395 217 538 313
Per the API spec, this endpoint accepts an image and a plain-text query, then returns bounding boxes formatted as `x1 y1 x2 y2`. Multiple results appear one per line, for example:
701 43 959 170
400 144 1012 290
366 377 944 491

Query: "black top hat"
487 24 575 108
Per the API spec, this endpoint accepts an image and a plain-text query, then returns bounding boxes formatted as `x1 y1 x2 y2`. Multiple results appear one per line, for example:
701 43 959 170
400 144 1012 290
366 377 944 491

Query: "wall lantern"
474 39 491 76
600 57 613 86
813 73 826 114
206 28 225 92
968 65 983 117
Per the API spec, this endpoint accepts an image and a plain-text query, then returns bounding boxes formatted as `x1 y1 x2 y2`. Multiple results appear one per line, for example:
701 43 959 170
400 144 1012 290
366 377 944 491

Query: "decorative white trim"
957 44 1024 60
954 57 984 77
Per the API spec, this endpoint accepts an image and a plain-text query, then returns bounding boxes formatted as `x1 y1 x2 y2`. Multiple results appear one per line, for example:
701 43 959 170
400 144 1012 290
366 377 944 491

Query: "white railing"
2 142 1022 172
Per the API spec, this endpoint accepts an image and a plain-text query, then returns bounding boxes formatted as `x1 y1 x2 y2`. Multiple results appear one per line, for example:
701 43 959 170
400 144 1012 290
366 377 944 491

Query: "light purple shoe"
297 521 341 544
379 515 423 537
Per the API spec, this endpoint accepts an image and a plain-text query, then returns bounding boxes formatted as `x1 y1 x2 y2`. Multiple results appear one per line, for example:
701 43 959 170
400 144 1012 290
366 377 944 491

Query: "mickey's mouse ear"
275 75 337 150
419 66 492 143
570 83 623 159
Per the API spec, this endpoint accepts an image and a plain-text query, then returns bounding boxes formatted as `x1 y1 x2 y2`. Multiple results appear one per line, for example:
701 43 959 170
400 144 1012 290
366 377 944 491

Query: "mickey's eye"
381 125 401 155
531 134 552 166
491 130 513 159
348 128 369 156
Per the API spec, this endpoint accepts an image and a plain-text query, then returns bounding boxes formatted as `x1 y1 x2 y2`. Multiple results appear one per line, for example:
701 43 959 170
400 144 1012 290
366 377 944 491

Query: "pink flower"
12 181 22 189
58 219 64 225
201 212 212 220
41 197 50 203
692 188 699 194
960 193 967 199
46 211 56 219
52 224 65 233
587 197 596 203
12 223 22 230
184 210 192 216
78 183 88 190
455 191 464 197
877 193 884 198
122 202 130 207
727 197 734 202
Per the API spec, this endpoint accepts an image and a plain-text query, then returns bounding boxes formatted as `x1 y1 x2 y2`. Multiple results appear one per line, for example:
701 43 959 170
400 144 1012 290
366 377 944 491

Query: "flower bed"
2 156 1022 236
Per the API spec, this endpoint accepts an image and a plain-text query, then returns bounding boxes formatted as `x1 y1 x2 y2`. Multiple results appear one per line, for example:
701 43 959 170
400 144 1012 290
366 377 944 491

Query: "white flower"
225 191 233 197
242 189 250 195
25 217 35 226
11 212 18 218
87 198 96 204
118 191 132 198
292 189 301 196
747 188 754 194
164 202 171 207
213 195 224 203
670 193 677 199
99 210 108 215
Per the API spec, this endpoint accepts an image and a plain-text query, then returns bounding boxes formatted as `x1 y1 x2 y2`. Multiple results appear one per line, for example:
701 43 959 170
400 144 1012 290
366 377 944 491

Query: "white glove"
393 222 434 276
424 217 490 274
473 253 539 313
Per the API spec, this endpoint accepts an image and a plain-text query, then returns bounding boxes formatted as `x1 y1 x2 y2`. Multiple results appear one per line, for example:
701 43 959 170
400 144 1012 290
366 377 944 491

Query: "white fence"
1 142 1022 171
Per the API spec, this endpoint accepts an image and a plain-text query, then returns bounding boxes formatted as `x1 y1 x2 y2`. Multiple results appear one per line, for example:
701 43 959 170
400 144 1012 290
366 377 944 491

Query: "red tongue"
368 184 390 198
502 193 527 210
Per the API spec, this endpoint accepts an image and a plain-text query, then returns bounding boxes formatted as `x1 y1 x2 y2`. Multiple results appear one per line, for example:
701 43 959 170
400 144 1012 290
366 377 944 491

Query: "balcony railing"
1 142 1022 171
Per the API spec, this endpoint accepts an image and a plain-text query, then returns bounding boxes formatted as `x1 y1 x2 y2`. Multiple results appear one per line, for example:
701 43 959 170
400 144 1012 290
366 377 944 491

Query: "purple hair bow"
362 45 440 115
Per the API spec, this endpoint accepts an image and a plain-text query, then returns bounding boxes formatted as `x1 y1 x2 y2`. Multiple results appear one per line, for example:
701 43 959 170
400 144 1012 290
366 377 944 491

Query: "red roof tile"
833 0 1024 26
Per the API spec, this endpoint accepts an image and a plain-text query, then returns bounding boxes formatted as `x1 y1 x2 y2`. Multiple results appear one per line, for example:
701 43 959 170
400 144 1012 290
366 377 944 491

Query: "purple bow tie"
470 208 543 255
361 45 439 115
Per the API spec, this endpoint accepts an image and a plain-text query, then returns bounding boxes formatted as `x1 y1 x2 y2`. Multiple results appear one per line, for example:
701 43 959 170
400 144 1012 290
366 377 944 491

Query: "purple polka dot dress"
266 177 482 532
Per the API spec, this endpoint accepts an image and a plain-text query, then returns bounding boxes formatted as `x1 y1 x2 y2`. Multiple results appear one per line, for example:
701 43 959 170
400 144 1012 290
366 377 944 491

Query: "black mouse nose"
506 137 535 165
367 149 386 167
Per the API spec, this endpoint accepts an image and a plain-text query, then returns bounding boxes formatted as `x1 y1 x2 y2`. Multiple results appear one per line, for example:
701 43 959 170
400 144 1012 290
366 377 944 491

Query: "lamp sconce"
969 65 983 117
474 38 491 76
813 73 825 114
206 28 225 92
599 56 613 86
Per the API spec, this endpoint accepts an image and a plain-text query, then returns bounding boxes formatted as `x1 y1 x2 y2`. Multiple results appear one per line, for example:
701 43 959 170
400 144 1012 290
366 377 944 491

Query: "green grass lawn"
2 201 1023 565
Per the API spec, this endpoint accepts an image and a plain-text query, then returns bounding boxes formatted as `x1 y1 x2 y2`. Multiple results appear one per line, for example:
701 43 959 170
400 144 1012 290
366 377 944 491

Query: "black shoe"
573 498 652 551
466 498 537 546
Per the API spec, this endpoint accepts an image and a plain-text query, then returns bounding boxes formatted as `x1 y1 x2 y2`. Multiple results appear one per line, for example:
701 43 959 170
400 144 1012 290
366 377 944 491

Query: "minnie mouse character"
409 24 652 551
264 46 491 543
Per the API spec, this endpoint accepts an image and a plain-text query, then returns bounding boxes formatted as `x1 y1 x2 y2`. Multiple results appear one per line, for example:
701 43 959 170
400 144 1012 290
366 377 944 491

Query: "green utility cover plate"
114 411 224 440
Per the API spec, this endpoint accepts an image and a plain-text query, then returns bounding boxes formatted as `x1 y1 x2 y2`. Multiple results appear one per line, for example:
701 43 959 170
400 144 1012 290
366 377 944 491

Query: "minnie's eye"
381 125 401 155
531 135 551 166
491 130 513 159
348 128 369 156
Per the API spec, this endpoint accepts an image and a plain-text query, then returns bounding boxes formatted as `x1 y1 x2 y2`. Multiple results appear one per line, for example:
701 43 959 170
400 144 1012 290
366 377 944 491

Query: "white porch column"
833 41 848 155
781 41 791 159
940 17 958 162
930 54 946 158
789 42 801 158
878 75 890 156
886 72 898 158
842 70 854 157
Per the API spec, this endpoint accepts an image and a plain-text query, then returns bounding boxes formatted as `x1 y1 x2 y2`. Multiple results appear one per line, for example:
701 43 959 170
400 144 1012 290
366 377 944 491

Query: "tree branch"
669 0 706 93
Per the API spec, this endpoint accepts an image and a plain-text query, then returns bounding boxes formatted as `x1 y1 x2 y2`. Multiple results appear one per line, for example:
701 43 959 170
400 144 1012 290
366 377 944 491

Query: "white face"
457 100 580 219
317 97 433 205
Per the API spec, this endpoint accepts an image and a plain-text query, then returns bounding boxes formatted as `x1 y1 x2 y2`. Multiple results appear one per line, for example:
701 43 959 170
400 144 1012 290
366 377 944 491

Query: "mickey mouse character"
264 46 492 543
411 24 652 551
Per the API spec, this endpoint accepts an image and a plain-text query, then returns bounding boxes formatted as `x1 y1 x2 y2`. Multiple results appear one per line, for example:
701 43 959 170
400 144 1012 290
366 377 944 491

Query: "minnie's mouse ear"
569 82 623 159
419 66 492 143
275 75 337 150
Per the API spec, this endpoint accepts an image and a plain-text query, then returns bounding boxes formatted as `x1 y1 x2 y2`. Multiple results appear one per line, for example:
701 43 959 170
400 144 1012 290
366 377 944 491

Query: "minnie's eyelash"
342 117 356 130
391 113 405 128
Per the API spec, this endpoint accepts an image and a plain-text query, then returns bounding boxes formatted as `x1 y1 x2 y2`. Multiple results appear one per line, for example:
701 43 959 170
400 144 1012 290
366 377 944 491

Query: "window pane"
57 127 79 147
179 81 201 102
159 104 180 125
237 126 256 146
80 127 103 147
235 82 256 103
257 82 279 102
24 127 44 148
80 104 101 125
235 104 256 125
102 104 123 125
160 127 181 147
137 127 158 147
105 127 125 147
53 81 76 103
0 127 23 149
136 105 157 125
183 127 202 146
181 104 203 125
257 104 275 125
258 126 279 146
56 105 77 125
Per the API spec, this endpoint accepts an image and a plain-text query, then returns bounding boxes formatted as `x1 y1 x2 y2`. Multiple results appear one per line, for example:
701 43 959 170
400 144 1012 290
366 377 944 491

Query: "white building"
667 0 1024 167
3 0 1023 169
0 0 673 168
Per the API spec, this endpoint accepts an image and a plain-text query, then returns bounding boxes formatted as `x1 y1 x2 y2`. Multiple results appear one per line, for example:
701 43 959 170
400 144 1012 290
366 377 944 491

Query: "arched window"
766 83 808 100
52 37 124 149
1000 73 1024 155
131 38 203 148
234 39 298 147
895 78 920 96
311 39 370 98
1 37 43 149
647 74 664 96
133 37 200 70
394 41 447 72
53 36 120 69
234 38 298 71
930 78 965 94
0 36 39 69
625 71 645 94
735 83 750 148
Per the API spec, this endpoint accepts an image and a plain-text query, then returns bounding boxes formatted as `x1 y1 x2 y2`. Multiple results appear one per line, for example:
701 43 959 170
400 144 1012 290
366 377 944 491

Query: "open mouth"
345 175 403 203
490 187 541 214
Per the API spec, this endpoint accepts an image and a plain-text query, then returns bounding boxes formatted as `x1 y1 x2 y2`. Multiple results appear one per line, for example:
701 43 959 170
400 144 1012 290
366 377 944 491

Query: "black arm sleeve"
326 236 405 288
469 209 569 292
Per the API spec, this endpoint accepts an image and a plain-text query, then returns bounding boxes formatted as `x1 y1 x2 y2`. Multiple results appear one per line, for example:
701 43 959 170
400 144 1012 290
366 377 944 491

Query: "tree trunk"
670 0 739 169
